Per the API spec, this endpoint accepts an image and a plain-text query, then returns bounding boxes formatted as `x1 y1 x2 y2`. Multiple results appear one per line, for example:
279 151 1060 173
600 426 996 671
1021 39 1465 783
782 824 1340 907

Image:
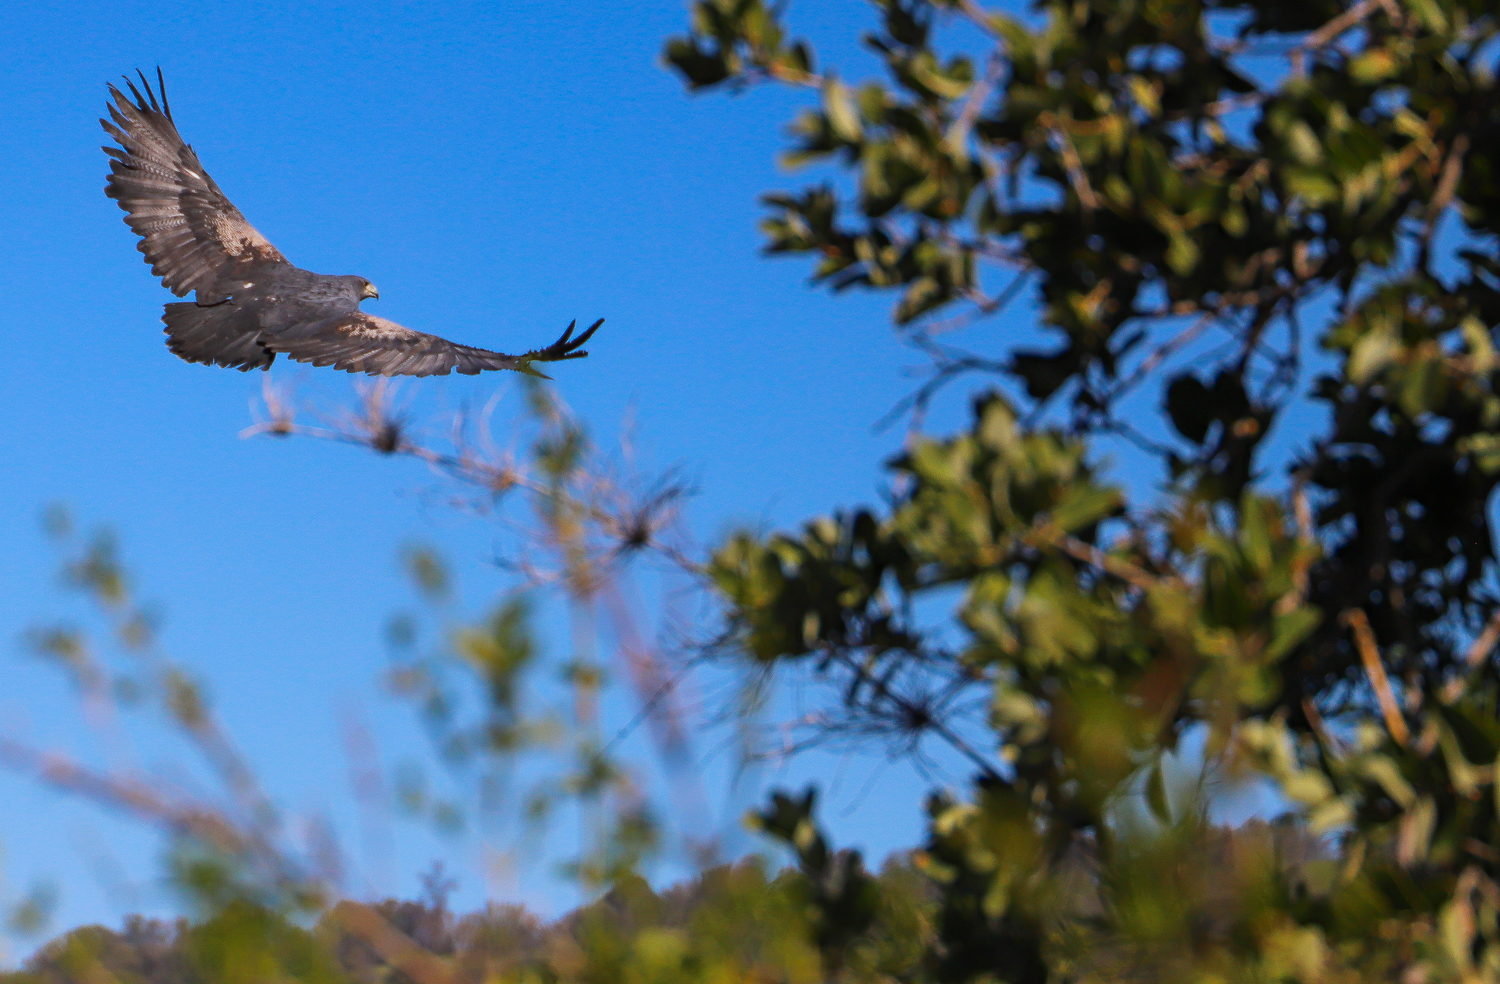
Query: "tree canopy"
679 0 1500 978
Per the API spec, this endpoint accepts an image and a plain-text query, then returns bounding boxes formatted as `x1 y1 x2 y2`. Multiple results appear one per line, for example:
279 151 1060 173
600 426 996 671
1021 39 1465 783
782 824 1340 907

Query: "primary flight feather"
102 69 601 377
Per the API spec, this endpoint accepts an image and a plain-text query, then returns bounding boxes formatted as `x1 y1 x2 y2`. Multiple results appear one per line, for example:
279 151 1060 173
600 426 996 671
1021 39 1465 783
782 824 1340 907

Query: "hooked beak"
362 283 380 300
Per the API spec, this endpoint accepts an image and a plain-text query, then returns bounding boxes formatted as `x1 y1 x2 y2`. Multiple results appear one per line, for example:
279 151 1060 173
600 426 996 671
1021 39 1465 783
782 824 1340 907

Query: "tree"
663 0 1500 979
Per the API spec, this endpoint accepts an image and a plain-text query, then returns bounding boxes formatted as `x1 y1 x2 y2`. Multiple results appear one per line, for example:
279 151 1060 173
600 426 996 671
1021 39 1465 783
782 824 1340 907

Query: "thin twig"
1039 112 1098 212
1033 529 1161 593
828 651 1000 782
1427 134 1469 228
1102 310 1219 405
1341 609 1410 746
946 50 1005 153
873 348 1009 434
927 269 1034 336
956 0 1000 36
0 736 311 896
246 399 701 578
1301 697 1339 750
1195 92 1268 120
1274 472 1316 616
1420 133 1469 271
1440 608 1500 704
1290 0 1383 77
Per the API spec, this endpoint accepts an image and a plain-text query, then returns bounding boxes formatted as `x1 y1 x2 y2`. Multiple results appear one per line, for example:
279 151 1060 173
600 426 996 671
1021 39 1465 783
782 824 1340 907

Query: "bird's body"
102 70 600 377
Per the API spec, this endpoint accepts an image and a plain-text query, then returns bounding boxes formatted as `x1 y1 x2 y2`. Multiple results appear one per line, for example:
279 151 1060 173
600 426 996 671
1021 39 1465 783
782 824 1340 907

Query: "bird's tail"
162 302 275 371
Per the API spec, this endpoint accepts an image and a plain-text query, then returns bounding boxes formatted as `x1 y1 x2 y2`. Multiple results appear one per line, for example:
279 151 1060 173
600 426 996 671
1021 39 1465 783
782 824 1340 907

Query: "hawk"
102 70 601 377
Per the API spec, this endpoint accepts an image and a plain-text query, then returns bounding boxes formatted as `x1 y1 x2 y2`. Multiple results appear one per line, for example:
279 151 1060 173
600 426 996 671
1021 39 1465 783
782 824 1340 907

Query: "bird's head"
358 278 380 301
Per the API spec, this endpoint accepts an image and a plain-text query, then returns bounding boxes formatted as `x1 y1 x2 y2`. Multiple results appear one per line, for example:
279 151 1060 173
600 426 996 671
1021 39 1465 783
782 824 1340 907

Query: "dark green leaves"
1165 373 1214 444
662 0 815 89
1165 371 1252 447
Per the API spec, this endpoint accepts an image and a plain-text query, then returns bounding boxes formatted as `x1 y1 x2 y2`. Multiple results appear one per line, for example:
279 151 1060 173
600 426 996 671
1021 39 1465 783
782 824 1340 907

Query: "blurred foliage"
15 1 1500 983
2 846 935 984
662 0 1500 981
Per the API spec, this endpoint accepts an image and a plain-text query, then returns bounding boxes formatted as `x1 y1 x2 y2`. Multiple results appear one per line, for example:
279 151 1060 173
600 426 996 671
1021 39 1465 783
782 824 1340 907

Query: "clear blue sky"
0 0 1031 954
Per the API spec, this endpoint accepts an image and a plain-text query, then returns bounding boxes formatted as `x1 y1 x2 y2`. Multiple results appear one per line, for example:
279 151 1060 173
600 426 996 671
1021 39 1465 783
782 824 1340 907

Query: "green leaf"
821 78 862 142
1166 232 1199 275
1347 329 1397 384
1048 484 1123 533
1459 434 1500 474
986 13 1033 60
895 276 949 324
1237 496 1274 574
1350 48 1399 84
1165 374 1213 444
1404 0 1448 31
1283 168 1339 207
1266 607 1321 663
1009 348 1078 401
1145 761 1171 823
1282 770 1334 807
1221 204 1247 237
663 38 731 89
1286 122 1324 165
513 360 553 380
1397 353 1447 419
1127 76 1161 118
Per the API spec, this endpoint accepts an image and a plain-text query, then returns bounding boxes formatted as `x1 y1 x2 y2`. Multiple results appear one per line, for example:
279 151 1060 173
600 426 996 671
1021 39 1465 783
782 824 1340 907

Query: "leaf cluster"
663 0 1500 980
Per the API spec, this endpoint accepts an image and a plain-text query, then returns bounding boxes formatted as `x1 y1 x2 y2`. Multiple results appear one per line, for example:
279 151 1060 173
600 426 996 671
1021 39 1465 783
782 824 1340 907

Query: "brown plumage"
103 70 601 376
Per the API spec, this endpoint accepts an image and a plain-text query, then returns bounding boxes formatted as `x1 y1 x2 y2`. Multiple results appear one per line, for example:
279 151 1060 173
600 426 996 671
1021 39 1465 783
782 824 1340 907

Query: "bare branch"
945 50 1004 154
1040 112 1098 212
1340 609 1411 746
1032 528 1162 593
1290 0 1385 77
1102 310 1219 406
1440 607 1500 705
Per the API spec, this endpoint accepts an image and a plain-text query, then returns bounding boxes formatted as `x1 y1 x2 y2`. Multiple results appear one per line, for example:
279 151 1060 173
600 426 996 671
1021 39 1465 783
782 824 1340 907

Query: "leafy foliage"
661 0 1500 981
4 847 933 984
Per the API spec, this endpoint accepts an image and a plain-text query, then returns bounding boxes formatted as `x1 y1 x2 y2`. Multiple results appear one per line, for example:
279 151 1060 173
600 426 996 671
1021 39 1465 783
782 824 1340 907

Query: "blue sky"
0 0 1034 954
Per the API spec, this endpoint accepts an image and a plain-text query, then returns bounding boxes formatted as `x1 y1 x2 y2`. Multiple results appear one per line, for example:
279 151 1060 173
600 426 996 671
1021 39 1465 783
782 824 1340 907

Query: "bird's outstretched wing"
265 314 603 377
102 69 287 299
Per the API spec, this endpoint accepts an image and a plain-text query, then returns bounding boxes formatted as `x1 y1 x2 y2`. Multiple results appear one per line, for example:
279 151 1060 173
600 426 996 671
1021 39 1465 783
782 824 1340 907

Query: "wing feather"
102 69 287 298
265 313 601 378
264 313 523 377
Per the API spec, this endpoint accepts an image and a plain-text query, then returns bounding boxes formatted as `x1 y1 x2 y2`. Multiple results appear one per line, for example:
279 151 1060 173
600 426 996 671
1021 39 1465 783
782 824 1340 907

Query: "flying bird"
101 70 601 377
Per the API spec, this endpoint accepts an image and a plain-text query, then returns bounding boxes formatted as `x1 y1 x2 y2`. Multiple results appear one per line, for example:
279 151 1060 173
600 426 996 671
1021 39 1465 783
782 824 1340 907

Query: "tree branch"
1341 609 1411 746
